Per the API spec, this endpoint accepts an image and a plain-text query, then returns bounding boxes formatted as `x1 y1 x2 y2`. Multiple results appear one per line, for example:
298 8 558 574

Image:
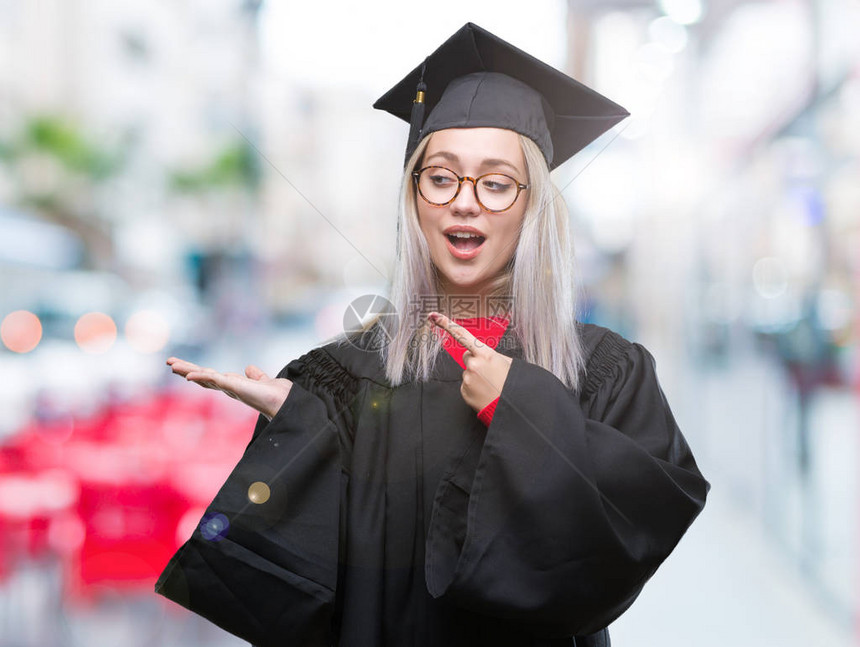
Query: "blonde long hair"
340 131 587 392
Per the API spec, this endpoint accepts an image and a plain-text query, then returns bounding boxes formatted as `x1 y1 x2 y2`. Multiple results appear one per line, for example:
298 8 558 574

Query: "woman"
156 23 710 647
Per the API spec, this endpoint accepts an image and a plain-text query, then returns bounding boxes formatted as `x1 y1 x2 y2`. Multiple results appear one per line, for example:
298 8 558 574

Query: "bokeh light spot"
1 310 43 353
199 512 229 541
48 512 86 555
74 312 117 353
658 0 704 25
248 481 271 504
752 257 789 299
648 16 688 54
125 309 171 353
817 288 852 331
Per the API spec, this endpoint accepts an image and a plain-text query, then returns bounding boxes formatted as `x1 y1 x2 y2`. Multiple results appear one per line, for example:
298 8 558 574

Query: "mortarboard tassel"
405 60 428 164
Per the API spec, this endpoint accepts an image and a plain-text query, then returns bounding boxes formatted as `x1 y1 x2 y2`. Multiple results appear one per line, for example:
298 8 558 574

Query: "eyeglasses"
412 166 529 213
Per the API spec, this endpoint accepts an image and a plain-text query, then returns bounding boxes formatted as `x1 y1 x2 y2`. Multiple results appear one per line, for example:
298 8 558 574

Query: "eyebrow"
425 151 522 175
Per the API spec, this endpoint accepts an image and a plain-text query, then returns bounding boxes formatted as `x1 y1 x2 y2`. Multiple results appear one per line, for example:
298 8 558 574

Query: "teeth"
448 232 482 238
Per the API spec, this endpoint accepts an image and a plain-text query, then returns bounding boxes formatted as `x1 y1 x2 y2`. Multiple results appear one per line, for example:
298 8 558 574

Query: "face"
416 127 528 299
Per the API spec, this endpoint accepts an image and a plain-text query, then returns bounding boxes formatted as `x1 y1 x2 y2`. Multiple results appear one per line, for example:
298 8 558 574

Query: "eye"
429 174 456 186
481 175 514 192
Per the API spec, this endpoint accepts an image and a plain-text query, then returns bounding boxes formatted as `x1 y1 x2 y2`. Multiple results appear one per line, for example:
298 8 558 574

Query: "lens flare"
74 312 117 353
248 481 271 504
1 310 43 353
125 310 171 353
199 512 229 541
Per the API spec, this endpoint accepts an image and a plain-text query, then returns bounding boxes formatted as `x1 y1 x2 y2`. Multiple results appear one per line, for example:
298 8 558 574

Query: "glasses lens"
476 174 519 212
418 167 458 204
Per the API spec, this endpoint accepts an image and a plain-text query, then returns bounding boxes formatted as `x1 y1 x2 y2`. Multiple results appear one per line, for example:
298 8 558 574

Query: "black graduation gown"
155 321 710 646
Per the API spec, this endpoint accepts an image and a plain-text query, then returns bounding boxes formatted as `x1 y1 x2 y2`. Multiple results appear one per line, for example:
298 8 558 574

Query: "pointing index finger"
428 312 485 354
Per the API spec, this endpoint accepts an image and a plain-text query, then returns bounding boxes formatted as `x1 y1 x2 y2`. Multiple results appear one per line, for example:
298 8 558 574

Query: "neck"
437 288 512 320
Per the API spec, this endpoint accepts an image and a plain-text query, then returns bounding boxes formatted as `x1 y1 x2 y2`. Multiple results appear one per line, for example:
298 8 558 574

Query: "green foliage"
21 193 61 213
0 114 126 180
169 140 259 192
24 116 124 179
0 113 258 197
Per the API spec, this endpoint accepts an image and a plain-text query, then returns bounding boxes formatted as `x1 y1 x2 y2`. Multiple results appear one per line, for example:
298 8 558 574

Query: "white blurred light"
817 288 853 331
699 2 810 142
619 115 650 140
659 0 705 25
342 255 389 289
752 257 788 299
704 282 741 324
315 302 346 342
593 11 641 113
838 76 860 112
658 0 705 25
591 214 636 253
648 16 688 54
0 209 83 269
749 291 801 332
125 310 171 353
618 74 663 125
261 1 567 89
635 42 675 82
115 220 182 273
658 153 707 207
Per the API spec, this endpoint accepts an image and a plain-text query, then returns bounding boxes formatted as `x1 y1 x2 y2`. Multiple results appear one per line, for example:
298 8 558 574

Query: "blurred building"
0 0 264 289
560 0 860 635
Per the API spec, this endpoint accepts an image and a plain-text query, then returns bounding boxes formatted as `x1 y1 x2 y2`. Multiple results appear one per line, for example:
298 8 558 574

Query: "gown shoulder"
286 327 389 387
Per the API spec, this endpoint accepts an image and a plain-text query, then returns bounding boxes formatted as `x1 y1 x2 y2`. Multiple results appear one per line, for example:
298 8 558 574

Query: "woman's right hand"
167 357 293 422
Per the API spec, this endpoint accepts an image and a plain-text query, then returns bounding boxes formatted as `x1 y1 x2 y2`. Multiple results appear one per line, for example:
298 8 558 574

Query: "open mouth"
445 233 486 252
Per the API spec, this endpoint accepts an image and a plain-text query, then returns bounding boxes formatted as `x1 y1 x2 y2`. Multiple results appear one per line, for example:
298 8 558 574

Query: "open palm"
167 357 292 421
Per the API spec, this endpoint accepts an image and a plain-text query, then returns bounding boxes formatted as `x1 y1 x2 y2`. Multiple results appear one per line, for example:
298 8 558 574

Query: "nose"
450 178 482 216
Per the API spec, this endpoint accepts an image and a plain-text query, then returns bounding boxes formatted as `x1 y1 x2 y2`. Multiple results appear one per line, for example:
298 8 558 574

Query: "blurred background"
0 0 857 645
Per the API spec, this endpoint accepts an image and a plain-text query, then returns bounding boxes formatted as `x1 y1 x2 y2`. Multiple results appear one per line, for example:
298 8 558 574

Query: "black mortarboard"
373 22 630 170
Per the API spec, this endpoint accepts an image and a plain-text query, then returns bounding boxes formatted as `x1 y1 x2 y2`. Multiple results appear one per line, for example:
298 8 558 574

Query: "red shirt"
439 316 510 426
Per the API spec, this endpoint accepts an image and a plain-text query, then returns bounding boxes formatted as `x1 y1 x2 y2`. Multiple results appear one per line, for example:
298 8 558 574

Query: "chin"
441 275 490 295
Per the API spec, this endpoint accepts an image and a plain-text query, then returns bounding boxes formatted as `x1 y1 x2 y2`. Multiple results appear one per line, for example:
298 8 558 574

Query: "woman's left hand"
428 311 513 413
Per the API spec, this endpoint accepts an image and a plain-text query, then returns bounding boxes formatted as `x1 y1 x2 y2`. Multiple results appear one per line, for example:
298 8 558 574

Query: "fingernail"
428 312 439 323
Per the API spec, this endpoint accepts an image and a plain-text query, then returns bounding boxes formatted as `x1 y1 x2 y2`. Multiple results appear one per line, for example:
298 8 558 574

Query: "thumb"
245 365 269 381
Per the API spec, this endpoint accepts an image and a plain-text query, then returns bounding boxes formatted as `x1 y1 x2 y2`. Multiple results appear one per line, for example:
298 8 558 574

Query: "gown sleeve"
424 329 710 637
154 348 357 647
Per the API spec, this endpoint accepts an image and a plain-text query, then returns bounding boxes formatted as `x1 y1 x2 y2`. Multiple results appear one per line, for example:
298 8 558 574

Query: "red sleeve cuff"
477 397 500 427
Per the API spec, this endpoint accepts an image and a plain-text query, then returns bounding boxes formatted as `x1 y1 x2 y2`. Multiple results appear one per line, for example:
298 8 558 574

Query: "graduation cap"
373 22 630 170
